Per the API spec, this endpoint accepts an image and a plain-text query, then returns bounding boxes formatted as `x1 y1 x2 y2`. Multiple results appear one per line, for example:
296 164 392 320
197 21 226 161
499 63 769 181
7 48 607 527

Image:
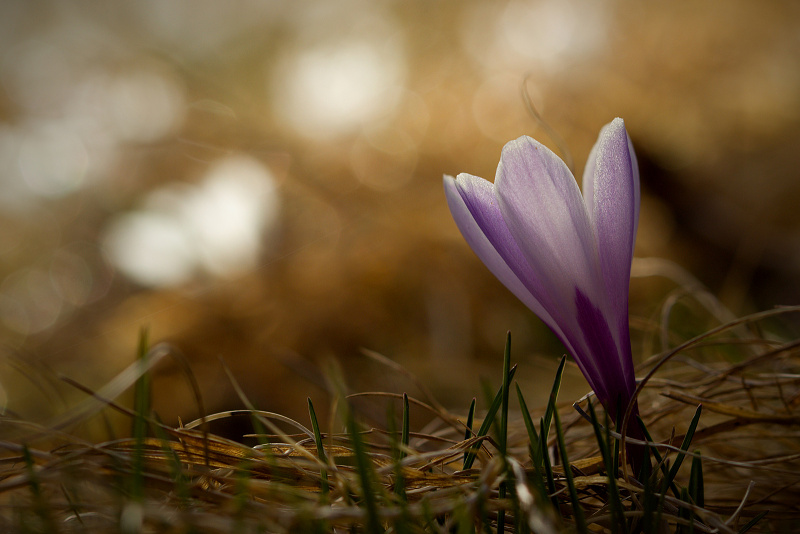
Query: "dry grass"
1 308 800 533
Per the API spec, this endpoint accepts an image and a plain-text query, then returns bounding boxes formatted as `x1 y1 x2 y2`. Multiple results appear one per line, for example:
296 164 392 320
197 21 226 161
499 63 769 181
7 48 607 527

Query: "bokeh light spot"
103 155 280 288
103 211 196 288
274 39 405 139
182 156 280 277
461 0 608 73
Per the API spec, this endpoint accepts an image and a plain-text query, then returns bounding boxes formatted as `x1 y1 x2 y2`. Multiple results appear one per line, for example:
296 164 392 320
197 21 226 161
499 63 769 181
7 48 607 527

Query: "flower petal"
492 137 615 386
582 118 639 288
443 173 564 340
581 119 639 384
445 122 642 455
574 288 634 410
494 136 604 322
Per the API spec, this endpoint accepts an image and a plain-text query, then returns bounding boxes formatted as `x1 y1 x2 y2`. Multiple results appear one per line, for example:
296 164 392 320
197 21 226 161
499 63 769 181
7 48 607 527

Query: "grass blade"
542 356 567 444
515 384 541 463
613 402 623 478
677 487 693 534
535 356 567 514
515 385 553 519
539 419 559 511
22 444 54 532
307 398 329 498
499 332 511 457
132 328 151 442
587 401 625 532
653 457 670 532
553 407 586 532
498 332 512 533
463 397 476 464
737 511 768 533
666 405 703 485
499 332 512 457
131 328 150 503
688 451 704 509
640 443 655 533
347 406 383 533
462 364 518 470
401 392 410 455
636 415 682 498
388 394 409 503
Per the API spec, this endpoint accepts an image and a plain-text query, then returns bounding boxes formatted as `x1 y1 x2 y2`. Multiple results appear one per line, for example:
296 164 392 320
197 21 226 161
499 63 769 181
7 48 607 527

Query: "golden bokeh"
0 0 799 437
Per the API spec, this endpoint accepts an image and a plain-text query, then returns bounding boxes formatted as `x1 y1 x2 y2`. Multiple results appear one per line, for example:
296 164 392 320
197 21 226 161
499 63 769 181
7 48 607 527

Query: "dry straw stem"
1 307 800 532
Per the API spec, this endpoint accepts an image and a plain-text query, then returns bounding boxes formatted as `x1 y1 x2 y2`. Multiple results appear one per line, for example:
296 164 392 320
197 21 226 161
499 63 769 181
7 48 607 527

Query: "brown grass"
2 308 800 532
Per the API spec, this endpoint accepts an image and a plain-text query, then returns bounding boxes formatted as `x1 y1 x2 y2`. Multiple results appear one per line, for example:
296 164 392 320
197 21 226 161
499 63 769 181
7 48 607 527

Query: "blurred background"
1 0 799 438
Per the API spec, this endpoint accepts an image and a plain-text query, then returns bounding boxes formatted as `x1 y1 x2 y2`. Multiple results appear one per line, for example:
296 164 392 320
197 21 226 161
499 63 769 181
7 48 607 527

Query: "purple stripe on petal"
575 288 633 413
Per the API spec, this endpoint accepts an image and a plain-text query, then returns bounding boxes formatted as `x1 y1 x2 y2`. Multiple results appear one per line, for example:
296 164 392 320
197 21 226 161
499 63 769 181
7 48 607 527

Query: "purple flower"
444 118 640 419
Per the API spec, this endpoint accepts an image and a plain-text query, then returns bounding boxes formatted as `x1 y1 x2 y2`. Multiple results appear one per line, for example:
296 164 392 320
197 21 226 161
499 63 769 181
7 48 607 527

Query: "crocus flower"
444 118 640 422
